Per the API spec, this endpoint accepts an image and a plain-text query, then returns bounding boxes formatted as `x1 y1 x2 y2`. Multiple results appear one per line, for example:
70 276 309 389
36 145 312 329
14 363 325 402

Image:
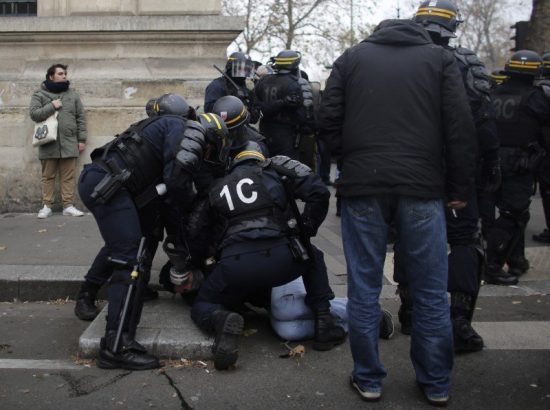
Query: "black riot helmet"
225 51 254 79
212 95 250 130
229 141 266 169
504 50 543 77
542 53 550 78
490 70 508 87
145 98 157 118
154 93 190 119
413 0 462 39
197 113 230 164
272 50 302 73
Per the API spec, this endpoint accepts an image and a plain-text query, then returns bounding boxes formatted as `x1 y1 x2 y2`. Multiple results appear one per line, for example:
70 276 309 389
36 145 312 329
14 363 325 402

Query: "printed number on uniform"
220 178 258 211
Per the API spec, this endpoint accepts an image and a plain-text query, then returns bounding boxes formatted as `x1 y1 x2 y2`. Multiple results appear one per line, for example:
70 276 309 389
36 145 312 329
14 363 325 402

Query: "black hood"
364 19 433 46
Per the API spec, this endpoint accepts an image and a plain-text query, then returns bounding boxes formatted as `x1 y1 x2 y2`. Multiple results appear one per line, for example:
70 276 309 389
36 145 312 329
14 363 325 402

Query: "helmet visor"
230 59 254 78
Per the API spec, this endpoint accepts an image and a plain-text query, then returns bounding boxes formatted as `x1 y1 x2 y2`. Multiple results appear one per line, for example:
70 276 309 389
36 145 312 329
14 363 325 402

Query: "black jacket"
319 20 476 201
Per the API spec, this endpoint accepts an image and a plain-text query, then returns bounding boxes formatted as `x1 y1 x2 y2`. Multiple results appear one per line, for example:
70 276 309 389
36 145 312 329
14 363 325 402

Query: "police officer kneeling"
188 142 346 370
78 93 216 370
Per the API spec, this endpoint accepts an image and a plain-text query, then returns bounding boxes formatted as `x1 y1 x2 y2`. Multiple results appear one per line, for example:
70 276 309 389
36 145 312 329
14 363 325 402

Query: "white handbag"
32 111 58 147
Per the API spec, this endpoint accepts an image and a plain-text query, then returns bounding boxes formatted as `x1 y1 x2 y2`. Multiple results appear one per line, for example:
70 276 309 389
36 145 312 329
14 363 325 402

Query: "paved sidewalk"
1 194 549 359
0 194 548 301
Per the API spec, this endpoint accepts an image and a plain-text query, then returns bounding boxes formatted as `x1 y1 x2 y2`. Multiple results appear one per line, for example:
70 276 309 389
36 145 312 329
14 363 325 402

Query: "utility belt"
90 157 131 204
500 143 546 176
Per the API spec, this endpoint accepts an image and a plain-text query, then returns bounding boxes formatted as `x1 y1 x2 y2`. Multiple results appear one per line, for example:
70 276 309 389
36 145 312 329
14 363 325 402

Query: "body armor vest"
91 116 164 195
257 73 300 125
453 47 492 124
209 164 287 238
491 82 540 147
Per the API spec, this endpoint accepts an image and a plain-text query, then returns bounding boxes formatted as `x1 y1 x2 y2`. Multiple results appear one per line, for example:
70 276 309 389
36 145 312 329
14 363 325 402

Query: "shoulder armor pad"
454 47 484 67
454 48 491 98
176 121 207 172
535 79 550 99
269 155 312 178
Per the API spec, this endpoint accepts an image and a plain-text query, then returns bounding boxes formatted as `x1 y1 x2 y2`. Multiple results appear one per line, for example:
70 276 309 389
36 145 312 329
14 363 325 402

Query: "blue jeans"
342 195 453 396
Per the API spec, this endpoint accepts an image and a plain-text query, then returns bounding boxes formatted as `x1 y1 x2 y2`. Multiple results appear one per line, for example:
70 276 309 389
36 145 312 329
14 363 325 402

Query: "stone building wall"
0 1 242 212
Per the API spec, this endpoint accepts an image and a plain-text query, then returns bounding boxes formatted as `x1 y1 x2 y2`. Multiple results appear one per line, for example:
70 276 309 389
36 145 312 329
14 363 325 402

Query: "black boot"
533 228 550 244
142 285 159 302
484 265 518 286
450 292 483 353
397 286 412 335
379 309 395 340
211 310 244 370
97 330 160 370
74 282 100 321
313 308 346 351
507 256 530 277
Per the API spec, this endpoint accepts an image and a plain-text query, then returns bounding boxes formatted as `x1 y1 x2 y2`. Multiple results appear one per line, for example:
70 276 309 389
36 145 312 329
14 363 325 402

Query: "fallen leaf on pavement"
243 328 258 337
37 229 47 233
280 343 306 358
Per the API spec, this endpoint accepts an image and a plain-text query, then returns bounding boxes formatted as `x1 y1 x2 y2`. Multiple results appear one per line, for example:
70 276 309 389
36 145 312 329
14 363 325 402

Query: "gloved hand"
479 159 502 193
301 217 318 238
284 93 301 107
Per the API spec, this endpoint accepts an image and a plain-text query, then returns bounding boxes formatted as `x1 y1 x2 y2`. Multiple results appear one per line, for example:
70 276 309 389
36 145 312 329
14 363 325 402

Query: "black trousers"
191 238 334 332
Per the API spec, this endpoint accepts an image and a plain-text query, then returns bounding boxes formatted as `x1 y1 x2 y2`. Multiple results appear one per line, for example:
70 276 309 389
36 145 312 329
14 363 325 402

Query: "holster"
288 235 309 262
91 158 131 204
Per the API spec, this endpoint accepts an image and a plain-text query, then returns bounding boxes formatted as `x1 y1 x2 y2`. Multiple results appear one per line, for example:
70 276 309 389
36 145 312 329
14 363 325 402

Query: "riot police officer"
74 98 164 322
394 0 501 353
485 51 550 278
255 50 314 159
204 52 260 124
533 53 550 244
187 142 346 370
78 93 228 369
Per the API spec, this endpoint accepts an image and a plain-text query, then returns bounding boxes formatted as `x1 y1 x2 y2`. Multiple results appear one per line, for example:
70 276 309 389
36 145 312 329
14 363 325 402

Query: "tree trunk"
525 0 550 53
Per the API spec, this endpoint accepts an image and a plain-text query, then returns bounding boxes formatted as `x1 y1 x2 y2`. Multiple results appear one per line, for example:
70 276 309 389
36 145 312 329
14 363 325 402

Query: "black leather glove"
301 216 318 238
284 93 301 107
479 159 502 193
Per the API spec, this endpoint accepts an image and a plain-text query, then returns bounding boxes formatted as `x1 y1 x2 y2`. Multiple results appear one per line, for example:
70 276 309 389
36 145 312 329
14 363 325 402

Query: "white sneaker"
63 205 84 217
37 205 52 219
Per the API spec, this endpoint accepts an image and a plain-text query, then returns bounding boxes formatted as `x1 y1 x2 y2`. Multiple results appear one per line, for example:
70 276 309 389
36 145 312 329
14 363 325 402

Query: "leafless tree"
222 0 378 67
454 0 514 69
222 0 275 55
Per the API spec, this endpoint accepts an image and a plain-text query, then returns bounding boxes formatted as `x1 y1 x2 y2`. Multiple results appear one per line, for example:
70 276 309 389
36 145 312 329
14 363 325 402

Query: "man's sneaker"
350 376 382 402
37 205 52 219
533 229 550 244
418 383 449 407
63 205 84 217
379 309 395 340
424 392 449 407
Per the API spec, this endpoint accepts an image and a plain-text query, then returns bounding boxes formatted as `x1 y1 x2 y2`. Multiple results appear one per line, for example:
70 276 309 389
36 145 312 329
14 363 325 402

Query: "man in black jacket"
319 19 476 406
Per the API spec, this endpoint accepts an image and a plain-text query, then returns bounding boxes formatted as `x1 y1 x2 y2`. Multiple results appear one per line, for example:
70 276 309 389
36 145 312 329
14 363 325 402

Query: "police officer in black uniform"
74 98 165 322
485 50 550 279
78 93 228 369
187 141 346 370
394 0 501 353
533 53 550 244
204 52 260 124
255 50 314 159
